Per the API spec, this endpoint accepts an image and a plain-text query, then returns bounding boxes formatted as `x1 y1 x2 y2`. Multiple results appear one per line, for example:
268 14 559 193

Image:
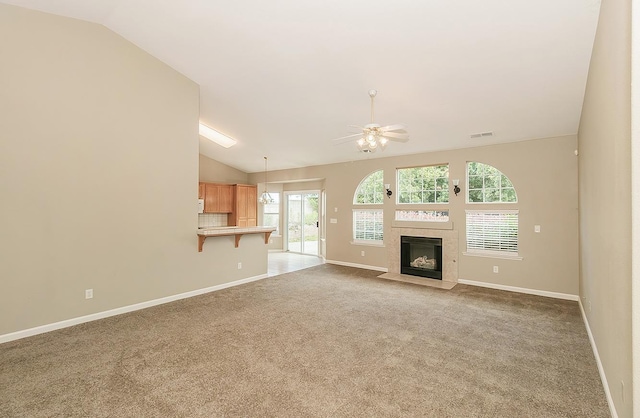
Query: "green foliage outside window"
354 170 384 204
467 162 517 203
397 165 449 204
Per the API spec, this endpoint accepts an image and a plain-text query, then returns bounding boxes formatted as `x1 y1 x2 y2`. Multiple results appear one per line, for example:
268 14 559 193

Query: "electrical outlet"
361 250 365 257
334 207 338 213
534 225 541 233
85 289 93 299
493 266 499 273
237 262 242 270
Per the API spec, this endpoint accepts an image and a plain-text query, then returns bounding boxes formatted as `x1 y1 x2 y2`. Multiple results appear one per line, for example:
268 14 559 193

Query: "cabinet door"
203 183 235 214
229 184 257 225
198 182 205 199
204 183 219 213
237 185 248 219
219 185 234 213
247 186 257 226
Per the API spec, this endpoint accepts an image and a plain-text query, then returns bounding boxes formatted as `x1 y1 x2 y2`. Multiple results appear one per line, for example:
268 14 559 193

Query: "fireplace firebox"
401 236 443 280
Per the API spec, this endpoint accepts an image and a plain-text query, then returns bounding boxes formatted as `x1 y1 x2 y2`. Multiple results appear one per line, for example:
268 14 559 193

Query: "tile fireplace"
387 224 459 285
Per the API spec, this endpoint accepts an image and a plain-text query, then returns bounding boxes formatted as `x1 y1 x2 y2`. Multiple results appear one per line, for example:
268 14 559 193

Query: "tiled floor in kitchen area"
268 251 324 277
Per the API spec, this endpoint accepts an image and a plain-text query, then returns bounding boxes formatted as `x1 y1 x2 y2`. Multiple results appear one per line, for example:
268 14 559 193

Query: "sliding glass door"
286 192 319 255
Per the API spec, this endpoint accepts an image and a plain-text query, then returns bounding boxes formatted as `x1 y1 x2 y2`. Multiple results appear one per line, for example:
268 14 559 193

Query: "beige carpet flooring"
0 265 609 417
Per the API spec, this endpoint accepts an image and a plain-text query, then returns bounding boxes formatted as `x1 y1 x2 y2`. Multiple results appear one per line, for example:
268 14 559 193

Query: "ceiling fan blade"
379 124 407 132
348 124 365 130
332 132 364 144
387 137 409 142
380 131 409 139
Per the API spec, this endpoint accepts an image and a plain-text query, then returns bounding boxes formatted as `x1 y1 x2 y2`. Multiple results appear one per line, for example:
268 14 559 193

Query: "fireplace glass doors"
401 236 443 280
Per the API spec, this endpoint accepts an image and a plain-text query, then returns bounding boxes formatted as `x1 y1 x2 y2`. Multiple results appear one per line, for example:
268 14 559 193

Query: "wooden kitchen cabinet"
219 185 233 212
198 182 205 199
230 184 257 226
203 183 233 213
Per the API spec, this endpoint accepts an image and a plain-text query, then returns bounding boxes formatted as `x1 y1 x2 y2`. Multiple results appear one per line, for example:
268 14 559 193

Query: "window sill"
351 241 385 247
391 220 453 230
463 252 523 261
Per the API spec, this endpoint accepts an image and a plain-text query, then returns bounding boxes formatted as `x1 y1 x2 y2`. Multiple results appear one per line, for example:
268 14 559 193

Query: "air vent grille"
470 131 494 139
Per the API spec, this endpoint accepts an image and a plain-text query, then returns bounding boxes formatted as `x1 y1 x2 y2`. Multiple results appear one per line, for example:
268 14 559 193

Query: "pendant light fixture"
258 156 274 205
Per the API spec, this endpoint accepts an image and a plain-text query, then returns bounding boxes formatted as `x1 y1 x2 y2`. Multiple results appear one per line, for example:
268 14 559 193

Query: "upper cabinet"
230 184 257 226
202 182 233 213
198 182 256 222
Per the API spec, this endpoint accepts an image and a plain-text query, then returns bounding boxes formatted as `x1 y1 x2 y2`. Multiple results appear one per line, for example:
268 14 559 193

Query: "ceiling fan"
332 89 409 153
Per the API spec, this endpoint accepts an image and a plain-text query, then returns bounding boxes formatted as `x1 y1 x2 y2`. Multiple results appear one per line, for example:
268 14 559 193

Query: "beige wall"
0 5 267 337
250 135 580 296
199 154 249 184
578 0 633 415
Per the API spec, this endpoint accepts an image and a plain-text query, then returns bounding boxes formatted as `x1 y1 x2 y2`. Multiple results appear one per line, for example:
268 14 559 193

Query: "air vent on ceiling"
470 131 494 139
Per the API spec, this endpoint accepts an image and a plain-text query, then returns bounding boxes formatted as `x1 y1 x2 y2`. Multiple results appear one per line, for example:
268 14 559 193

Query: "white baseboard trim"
325 259 388 273
457 279 579 301
578 300 618 418
0 273 269 345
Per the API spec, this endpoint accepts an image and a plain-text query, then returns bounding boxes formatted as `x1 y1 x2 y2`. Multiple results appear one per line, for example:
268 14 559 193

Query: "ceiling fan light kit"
332 89 409 153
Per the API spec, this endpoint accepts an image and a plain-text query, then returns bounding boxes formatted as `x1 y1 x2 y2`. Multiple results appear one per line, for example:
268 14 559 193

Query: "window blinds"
465 210 519 256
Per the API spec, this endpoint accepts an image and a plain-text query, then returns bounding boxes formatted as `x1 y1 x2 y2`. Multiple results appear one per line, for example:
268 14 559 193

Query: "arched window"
467 162 517 203
354 170 384 204
465 162 520 258
353 170 384 244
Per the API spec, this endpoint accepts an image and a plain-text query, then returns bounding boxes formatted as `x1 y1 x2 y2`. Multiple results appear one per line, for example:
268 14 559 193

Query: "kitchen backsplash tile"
198 213 227 228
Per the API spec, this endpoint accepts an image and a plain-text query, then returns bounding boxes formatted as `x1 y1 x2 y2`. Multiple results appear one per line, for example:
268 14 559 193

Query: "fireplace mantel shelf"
391 220 454 230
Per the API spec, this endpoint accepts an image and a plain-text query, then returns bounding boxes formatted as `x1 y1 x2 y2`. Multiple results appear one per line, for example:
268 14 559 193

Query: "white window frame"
262 192 280 235
464 210 522 259
352 209 384 246
466 162 518 204
353 170 384 205
352 170 384 245
396 164 450 205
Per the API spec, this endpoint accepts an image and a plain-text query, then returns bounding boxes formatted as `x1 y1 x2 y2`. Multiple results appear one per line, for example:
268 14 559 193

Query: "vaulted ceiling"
2 0 601 173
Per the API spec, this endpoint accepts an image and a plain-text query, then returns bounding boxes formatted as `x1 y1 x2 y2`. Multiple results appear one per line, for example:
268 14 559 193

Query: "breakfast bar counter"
197 226 276 252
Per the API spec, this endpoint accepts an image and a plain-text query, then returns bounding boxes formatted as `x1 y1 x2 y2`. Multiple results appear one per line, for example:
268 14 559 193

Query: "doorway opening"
286 192 320 255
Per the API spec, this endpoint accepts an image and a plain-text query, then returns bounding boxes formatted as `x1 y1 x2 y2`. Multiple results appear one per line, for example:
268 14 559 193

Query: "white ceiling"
3 0 601 173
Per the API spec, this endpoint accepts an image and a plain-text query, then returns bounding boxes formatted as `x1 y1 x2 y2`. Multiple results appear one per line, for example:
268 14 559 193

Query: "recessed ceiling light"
199 123 237 148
